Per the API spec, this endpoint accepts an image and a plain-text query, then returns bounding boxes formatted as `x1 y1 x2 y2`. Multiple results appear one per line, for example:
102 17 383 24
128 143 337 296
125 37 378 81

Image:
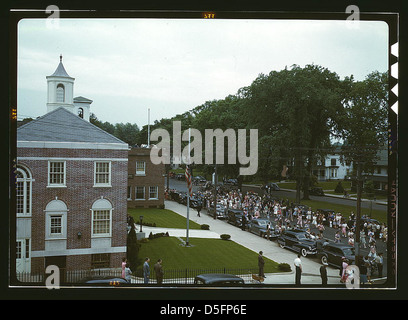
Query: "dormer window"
56 84 65 102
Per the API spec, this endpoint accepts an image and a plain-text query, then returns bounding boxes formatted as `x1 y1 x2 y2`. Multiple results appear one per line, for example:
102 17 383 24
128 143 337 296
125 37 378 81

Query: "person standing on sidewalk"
294 254 302 286
258 251 265 278
143 257 150 284
320 263 328 286
154 259 164 285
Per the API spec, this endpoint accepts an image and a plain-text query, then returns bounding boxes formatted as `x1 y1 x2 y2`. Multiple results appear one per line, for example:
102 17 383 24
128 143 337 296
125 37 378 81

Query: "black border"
2 0 407 303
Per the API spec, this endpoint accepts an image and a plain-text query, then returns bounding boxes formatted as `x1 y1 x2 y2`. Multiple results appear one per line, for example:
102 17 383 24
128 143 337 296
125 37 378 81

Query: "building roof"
17 107 127 145
74 96 93 103
47 56 73 79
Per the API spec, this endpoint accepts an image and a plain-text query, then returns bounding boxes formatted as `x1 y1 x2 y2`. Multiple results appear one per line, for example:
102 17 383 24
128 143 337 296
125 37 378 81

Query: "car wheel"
300 248 308 257
259 231 264 237
321 255 328 265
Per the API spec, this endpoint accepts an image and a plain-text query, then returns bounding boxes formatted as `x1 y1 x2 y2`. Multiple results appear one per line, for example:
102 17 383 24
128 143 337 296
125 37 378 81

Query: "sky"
17 18 389 129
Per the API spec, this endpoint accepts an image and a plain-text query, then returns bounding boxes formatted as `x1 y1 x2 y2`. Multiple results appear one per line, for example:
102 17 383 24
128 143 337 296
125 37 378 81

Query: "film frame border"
6 6 400 299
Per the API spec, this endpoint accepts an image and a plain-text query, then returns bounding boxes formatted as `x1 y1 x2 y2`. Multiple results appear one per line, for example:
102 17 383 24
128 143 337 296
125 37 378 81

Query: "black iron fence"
15 267 260 285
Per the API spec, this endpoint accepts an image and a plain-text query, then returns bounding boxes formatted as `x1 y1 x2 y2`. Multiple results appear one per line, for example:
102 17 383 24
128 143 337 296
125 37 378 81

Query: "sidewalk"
138 200 344 286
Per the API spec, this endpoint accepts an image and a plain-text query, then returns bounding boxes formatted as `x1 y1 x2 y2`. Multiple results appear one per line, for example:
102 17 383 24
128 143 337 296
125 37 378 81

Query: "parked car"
247 218 278 240
175 173 185 180
78 275 129 286
194 273 244 285
261 182 281 193
227 208 244 227
224 178 238 186
309 186 325 196
208 204 227 219
317 242 355 268
277 229 317 257
193 176 207 185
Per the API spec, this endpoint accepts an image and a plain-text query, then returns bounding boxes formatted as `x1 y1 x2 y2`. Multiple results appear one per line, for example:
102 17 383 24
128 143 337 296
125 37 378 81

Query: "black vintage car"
194 273 245 285
227 208 244 227
247 218 278 240
317 242 355 268
277 229 317 257
309 186 325 196
208 204 227 219
78 275 129 286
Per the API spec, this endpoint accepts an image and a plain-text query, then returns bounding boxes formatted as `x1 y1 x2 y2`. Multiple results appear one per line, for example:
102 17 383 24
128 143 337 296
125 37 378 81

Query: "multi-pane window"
50 215 62 234
91 254 110 269
135 186 145 200
16 241 21 259
16 166 32 215
56 84 65 102
149 186 158 200
92 210 111 236
94 161 111 186
135 161 146 175
48 161 65 186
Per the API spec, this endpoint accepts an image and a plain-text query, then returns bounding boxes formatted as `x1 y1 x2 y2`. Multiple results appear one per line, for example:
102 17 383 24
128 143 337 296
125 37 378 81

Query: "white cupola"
46 55 75 114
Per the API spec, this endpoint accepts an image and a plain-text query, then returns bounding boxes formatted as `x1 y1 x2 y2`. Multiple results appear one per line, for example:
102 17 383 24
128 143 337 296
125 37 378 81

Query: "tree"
240 64 345 200
338 71 388 256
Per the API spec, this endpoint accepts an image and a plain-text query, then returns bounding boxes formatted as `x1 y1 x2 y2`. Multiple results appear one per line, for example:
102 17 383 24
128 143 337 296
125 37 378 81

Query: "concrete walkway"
138 200 345 286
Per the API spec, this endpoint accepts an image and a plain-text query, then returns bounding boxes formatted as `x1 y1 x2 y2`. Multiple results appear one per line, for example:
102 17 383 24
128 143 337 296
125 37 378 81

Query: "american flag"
185 165 193 197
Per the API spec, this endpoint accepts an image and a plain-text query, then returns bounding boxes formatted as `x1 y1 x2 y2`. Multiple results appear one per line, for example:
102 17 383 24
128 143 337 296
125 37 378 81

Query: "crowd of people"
189 187 387 244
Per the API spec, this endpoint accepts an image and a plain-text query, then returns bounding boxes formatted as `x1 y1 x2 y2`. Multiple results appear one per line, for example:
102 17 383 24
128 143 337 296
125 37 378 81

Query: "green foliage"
277 263 291 272
220 234 231 240
334 181 345 193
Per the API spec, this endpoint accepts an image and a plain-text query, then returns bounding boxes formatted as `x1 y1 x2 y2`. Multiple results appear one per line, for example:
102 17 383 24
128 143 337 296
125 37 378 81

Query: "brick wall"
17 146 128 272
127 147 165 208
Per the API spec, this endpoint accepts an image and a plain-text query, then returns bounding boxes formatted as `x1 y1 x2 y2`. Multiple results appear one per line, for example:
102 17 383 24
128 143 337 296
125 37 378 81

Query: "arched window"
16 165 32 216
56 84 65 103
78 107 84 118
91 198 112 237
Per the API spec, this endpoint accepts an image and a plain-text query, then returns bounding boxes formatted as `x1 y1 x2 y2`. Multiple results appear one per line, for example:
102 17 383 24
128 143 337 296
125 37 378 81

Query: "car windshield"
296 233 307 240
257 220 267 226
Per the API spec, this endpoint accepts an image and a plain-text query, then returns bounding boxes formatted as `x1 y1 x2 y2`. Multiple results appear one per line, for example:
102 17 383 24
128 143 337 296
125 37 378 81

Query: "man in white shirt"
294 254 302 286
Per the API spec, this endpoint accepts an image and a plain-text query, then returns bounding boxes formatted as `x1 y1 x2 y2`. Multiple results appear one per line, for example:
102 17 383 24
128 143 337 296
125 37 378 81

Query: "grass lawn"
128 207 202 229
136 236 281 274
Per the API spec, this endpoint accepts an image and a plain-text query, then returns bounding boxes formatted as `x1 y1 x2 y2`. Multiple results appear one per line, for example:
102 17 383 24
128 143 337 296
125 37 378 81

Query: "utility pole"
213 164 217 219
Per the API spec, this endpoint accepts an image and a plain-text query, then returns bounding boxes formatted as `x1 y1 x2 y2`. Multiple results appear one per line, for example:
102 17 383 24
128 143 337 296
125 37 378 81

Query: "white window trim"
93 161 112 187
45 211 67 240
91 209 112 238
127 186 132 201
135 161 146 176
135 186 145 200
148 186 159 200
16 167 33 217
47 160 66 187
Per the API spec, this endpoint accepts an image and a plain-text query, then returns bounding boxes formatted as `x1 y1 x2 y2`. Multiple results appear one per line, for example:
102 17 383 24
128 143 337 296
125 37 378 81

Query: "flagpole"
186 127 191 246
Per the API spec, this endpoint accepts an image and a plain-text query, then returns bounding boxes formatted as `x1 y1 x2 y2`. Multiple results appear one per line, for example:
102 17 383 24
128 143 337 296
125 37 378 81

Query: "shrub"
220 234 231 240
201 224 210 230
277 263 291 272
334 181 345 194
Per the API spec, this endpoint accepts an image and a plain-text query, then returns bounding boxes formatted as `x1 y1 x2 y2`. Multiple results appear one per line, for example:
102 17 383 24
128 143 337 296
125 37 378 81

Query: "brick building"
127 147 165 208
16 57 128 274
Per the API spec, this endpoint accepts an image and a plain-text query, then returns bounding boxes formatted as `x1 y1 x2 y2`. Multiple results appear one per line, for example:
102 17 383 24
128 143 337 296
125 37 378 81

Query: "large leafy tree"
240 64 345 200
